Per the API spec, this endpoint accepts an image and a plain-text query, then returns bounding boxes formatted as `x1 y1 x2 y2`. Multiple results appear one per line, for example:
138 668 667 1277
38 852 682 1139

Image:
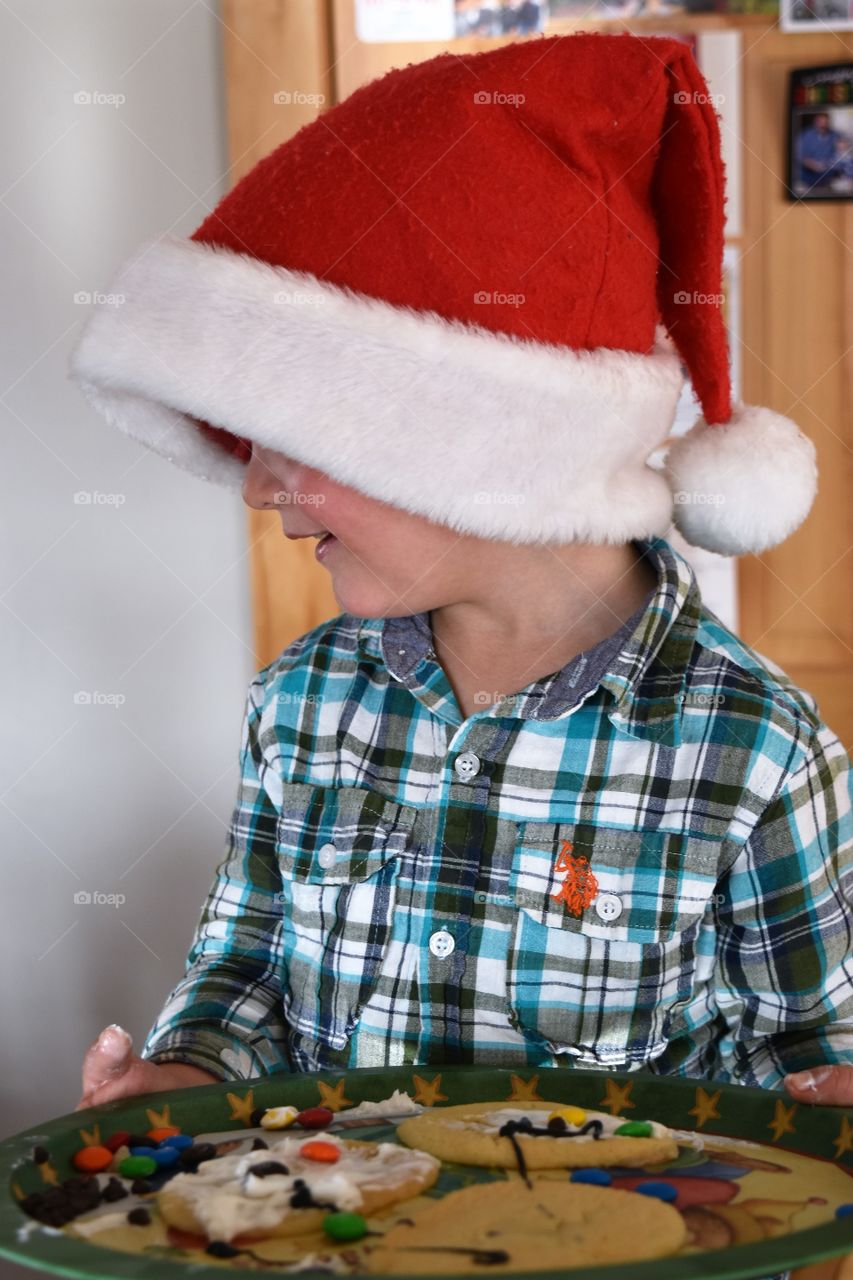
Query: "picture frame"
786 64 853 200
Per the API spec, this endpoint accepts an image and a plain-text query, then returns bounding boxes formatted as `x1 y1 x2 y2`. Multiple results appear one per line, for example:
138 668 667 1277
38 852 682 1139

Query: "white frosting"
163 1132 439 1242
338 1091 424 1122
447 1107 671 1143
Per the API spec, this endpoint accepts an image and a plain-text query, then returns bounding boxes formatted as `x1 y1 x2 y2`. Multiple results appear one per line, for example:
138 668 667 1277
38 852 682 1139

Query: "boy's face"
242 442 471 618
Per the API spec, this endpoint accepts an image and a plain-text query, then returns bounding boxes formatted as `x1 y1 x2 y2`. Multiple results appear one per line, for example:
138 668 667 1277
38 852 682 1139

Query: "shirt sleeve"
712 719 853 1089
140 675 290 1080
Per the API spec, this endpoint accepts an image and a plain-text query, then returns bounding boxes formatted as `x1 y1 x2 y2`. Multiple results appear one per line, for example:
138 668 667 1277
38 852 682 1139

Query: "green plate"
2 1064 853 1280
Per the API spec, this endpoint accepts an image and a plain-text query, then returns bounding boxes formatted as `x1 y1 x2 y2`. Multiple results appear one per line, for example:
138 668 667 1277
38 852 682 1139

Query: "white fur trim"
666 404 818 555
68 234 687 544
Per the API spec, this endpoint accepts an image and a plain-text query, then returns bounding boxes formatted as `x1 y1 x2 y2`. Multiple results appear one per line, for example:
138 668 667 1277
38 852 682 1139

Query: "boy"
69 32 853 1112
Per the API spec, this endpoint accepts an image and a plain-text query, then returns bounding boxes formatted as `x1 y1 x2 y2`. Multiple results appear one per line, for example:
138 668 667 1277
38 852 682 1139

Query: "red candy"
300 1140 341 1164
295 1107 334 1130
103 1131 132 1153
72 1145 114 1173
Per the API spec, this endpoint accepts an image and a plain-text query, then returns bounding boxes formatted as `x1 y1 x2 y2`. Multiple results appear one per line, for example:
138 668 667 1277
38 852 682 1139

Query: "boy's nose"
241 446 286 510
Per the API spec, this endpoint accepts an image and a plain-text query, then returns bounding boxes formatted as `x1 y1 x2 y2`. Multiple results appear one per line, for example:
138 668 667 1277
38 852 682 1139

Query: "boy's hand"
784 1065 853 1105
76 1024 220 1111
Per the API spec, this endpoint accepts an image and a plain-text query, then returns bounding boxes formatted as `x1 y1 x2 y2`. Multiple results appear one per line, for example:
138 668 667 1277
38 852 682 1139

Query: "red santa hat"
68 31 816 556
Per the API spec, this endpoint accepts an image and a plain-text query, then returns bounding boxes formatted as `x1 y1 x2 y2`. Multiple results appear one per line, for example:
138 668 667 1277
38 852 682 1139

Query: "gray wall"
1 0 253 1188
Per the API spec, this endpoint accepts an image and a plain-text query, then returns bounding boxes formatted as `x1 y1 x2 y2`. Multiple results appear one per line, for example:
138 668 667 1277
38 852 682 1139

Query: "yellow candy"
260 1106 299 1130
548 1106 587 1127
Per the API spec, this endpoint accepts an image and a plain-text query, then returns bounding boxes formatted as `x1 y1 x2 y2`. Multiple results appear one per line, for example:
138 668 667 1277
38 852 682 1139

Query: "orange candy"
147 1126 181 1142
72 1145 114 1173
300 1140 341 1164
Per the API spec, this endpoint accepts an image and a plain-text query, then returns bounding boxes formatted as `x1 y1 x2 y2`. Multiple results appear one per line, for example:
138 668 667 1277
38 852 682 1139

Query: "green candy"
323 1212 368 1242
118 1155 158 1178
614 1121 653 1138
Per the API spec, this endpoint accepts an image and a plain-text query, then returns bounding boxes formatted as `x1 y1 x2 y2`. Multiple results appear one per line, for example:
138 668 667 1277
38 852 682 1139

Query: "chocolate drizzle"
497 1115 605 1185
400 1245 510 1266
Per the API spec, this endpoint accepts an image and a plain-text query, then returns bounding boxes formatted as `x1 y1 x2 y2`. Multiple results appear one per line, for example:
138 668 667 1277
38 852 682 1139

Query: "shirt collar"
356 536 700 745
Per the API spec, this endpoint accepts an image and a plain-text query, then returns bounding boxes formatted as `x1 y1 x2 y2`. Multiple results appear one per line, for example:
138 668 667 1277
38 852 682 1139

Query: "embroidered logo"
550 839 598 917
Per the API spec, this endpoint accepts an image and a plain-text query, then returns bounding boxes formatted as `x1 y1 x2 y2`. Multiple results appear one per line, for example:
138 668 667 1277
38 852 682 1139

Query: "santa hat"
68 31 816 556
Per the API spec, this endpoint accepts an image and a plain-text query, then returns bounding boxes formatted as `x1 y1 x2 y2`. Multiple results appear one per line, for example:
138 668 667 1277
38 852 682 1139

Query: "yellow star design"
688 1087 722 1129
78 1123 102 1147
145 1103 173 1130
833 1115 853 1161
599 1079 636 1117
226 1088 256 1126
506 1074 543 1103
412 1074 449 1106
768 1099 797 1143
318 1079 352 1112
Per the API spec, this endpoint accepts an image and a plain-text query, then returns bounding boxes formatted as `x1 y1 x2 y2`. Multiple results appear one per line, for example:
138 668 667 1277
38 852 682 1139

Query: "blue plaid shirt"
141 536 853 1088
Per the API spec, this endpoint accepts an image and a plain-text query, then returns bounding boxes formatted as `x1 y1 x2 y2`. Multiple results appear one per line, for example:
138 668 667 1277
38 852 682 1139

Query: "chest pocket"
507 820 720 1069
276 783 418 1063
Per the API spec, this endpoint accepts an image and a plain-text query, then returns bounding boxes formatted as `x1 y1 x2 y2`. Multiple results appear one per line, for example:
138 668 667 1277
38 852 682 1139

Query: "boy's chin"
331 577 426 621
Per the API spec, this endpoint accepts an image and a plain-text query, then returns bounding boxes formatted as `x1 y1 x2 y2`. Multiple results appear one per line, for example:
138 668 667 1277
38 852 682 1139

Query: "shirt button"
317 843 337 869
594 893 623 922
428 930 455 958
454 751 481 780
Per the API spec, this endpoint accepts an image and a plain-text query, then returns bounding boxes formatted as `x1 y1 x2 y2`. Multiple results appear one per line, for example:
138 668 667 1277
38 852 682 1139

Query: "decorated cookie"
156 1131 440 1243
365 1178 688 1273
396 1101 678 1172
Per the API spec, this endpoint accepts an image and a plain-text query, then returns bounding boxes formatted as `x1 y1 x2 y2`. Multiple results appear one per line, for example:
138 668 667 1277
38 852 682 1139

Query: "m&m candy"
296 1107 334 1130
129 1144 179 1168
260 1106 299 1131
323 1212 367 1242
635 1181 678 1203
570 1168 612 1186
72 1145 114 1173
300 1140 341 1164
548 1106 587 1128
160 1133 194 1151
836 1204 853 1219
118 1155 158 1179
614 1121 654 1138
103 1131 132 1153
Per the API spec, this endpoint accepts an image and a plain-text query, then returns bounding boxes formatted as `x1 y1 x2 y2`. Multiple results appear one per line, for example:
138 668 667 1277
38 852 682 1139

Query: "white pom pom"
665 403 818 556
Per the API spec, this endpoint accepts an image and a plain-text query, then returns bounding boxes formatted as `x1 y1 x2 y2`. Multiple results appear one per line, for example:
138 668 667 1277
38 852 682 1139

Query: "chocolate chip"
127 1207 151 1226
207 1241 241 1258
130 1178 153 1195
179 1142 217 1168
249 1161 290 1178
251 1137 269 1151
249 1108 267 1127
101 1178 129 1203
32 1146 50 1164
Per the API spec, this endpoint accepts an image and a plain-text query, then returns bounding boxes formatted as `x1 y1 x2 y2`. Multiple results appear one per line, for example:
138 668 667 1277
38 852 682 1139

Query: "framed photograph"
781 0 853 29
786 64 853 199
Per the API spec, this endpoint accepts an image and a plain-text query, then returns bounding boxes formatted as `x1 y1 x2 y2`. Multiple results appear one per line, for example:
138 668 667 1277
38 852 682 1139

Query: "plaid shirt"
141 536 853 1089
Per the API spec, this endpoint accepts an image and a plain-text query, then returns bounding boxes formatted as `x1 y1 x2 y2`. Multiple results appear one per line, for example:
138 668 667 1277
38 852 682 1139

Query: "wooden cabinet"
221 0 853 749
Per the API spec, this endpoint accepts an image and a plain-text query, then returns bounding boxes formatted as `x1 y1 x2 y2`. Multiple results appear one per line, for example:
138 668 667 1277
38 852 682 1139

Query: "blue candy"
570 1168 612 1186
635 1181 678 1203
836 1204 853 1219
160 1134 194 1151
130 1144 180 1167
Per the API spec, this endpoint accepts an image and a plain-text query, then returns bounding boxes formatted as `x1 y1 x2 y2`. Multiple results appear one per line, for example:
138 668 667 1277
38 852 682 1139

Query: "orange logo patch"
550 839 598 917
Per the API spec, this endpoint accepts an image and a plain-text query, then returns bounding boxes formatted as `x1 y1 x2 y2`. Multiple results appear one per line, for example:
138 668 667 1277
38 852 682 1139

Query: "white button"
428 929 455 958
594 893 623 922
454 751 481 780
317 843 337 869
